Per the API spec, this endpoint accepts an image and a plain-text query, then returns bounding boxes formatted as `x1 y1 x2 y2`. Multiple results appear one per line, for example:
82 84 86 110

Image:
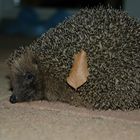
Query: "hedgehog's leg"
44 74 72 102
44 73 84 107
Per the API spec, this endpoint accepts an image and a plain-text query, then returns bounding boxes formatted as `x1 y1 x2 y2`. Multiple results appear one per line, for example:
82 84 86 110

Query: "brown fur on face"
8 49 44 103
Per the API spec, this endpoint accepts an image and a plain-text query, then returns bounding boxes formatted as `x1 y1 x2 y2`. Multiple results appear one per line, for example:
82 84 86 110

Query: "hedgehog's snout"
9 94 17 104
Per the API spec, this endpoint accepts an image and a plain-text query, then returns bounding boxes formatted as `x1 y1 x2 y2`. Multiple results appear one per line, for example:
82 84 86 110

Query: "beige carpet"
0 49 140 140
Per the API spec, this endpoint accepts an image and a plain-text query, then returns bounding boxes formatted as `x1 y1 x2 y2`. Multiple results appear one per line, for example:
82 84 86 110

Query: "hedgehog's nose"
9 95 17 104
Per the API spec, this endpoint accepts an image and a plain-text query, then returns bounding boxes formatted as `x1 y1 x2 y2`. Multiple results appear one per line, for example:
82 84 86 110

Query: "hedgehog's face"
9 71 39 103
8 50 44 103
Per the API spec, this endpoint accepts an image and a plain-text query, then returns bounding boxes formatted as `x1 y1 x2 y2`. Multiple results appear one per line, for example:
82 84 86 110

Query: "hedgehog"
7 7 140 110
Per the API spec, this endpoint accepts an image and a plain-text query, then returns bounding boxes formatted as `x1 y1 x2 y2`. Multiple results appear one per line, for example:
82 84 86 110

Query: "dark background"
21 0 124 9
0 0 125 38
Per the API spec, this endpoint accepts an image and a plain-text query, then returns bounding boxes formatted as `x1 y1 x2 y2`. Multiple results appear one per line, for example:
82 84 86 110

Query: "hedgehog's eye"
25 72 35 81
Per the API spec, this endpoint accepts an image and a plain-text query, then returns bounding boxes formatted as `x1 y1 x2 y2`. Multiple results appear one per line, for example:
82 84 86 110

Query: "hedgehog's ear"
66 50 89 90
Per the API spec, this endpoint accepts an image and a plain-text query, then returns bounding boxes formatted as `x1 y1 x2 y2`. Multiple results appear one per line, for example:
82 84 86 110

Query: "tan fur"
10 48 38 77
